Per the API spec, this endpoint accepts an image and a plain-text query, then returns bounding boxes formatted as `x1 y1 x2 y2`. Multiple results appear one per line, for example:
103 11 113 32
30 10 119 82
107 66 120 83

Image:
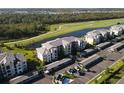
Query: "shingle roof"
0 53 15 64
0 53 6 63
36 47 48 55
87 29 109 36
110 25 123 31
6 53 15 63
37 36 81 55
62 36 80 42
119 24 124 28
49 38 63 47
0 52 25 64
15 53 26 62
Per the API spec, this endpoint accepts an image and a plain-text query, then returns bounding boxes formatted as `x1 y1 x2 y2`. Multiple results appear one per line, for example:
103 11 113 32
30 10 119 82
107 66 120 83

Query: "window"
23 62 26 64
2 63 4 66
18 68 21 70
55 54 57 57
7 70 11 73
6 65 10 69
23 67 27 70
55 56 57 59
8 73 11 76
19 71 22 74
24 64 27 67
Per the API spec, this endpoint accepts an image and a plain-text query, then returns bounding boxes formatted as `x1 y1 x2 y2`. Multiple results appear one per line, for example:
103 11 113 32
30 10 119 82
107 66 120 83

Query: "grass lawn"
4 18 124 48
63 72 77 79
87 58 124 84
2 47 35 60
104 65 124 84
1 47 39 71
0 37 29 43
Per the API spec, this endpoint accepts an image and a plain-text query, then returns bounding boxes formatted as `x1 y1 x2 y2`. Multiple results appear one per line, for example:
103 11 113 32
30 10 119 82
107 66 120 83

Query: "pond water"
28 26 110 49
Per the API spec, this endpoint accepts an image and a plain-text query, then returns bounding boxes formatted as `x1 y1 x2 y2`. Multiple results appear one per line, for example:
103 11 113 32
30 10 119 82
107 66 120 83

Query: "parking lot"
32 41 124 84
71 47 124 84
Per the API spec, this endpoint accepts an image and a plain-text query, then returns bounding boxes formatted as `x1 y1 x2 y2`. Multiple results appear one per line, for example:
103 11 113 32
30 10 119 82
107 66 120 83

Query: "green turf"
63 72 77 79
2 47 35 60
104 66 124 84
4 18 124 48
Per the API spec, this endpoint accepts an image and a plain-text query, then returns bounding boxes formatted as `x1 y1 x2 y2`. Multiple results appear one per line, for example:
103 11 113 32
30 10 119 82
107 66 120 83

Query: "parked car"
53 73 64 84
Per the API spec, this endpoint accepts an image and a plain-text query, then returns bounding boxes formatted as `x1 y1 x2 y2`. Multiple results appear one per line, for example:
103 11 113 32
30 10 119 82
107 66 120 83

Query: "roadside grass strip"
105 65 124 84
87 57 124 84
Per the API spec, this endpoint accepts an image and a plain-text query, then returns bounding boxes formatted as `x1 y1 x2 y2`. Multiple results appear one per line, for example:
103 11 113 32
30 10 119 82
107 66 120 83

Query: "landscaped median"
4 18 124 48
105 65 124 84
87 57 124 84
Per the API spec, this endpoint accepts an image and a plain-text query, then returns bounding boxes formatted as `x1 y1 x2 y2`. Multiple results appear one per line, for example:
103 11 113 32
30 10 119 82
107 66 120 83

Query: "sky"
0 0 124 8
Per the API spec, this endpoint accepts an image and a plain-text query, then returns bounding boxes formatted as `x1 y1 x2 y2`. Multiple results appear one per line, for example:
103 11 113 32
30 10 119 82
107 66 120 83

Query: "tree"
93 41 97 46
77 52 81 57
94 79 98 84
105 68 113 74
0 43 5 47
36 60 45 77
77 63 87 75
102 55 107 60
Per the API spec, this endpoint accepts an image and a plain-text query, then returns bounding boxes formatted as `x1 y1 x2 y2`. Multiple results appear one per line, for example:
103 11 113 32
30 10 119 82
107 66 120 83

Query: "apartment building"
119 24 124 30
110 25 123 36
0 53 27 78
36 36 86 63
85 29 110 45
98 29 111 40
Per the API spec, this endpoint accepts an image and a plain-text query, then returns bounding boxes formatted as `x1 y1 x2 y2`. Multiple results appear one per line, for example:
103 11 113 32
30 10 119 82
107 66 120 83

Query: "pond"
28 26 110 49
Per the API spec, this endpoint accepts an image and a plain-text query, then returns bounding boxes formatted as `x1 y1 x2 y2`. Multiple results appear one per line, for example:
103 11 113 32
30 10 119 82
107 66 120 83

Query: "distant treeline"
0 13 124 24
1 8 124 14
0 12 124 39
